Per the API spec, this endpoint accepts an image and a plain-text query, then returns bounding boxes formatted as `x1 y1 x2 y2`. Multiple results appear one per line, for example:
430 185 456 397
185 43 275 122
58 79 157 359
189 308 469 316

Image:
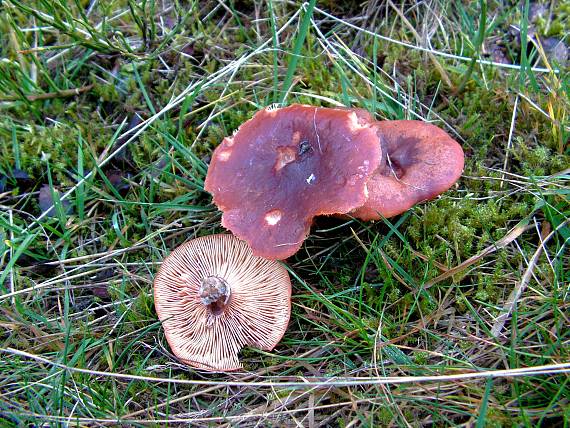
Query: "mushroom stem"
199 276 231 318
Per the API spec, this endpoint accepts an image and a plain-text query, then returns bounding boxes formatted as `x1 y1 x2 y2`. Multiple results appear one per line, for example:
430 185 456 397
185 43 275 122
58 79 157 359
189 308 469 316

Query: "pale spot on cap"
346 111 369 132
218 150 232 161
264 209 283 226
274 147 297 171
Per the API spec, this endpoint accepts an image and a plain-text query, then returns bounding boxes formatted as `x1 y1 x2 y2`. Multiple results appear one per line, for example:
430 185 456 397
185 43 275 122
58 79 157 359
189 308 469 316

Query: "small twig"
0 84 93 102
386 153 426 192
4 347 570 387
8 210 15 305
313 107 322 154
424 221 534 288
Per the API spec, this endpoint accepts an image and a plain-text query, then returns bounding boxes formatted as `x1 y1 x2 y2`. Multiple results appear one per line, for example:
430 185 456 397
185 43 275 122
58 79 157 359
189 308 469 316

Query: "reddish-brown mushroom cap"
153 234 291 371
204 104 382 259
351 120 464 220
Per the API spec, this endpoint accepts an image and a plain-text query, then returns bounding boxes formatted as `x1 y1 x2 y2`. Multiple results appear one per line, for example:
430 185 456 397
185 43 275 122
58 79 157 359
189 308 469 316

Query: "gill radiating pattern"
153 234 291 371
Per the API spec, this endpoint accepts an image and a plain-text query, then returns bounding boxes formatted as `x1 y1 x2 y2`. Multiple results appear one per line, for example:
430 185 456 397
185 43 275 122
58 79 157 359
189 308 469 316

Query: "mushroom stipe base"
199 275 231 318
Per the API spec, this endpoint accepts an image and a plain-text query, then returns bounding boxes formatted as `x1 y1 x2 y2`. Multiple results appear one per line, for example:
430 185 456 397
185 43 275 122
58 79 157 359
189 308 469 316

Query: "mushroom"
153 234 291 371
204 104 383 260
350 120 465 220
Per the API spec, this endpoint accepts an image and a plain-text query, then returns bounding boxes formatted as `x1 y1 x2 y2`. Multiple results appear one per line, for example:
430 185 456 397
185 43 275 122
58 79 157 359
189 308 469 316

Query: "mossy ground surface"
0 1 568 426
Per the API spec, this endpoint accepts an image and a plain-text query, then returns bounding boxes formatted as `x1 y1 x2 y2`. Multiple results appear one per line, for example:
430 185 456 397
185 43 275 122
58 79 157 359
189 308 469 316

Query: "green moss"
414 351 429 365
535 1 570 37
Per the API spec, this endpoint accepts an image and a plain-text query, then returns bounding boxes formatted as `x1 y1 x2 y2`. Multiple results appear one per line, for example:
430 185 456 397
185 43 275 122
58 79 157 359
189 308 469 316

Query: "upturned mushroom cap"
153 234 291 371
351 120 464 220
204 104 382 260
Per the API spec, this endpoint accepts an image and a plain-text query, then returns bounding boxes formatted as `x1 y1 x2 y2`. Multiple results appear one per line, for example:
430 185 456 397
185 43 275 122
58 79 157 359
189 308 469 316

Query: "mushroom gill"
153 234 291 371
